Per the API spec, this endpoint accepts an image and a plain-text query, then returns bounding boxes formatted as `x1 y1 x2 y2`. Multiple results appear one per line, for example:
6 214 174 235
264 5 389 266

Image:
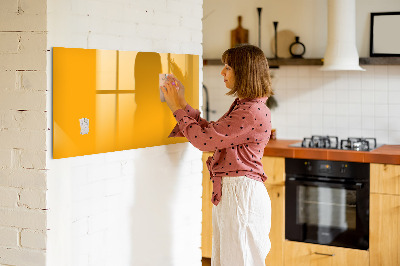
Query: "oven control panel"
286 158 369 180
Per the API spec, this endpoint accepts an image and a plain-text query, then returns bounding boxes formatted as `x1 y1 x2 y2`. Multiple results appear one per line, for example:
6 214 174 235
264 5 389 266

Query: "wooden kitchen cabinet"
262 156 285 266
264 184 285 266
370 163 400 266
202 152 214 258
370 163 400 195
284 241 369 266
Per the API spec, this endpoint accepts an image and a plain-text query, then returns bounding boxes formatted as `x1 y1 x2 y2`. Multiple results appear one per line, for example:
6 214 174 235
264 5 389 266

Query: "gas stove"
289 135 382 151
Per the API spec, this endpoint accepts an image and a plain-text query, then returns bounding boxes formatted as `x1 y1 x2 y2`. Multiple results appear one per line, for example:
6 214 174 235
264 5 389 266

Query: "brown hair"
221 44 273 99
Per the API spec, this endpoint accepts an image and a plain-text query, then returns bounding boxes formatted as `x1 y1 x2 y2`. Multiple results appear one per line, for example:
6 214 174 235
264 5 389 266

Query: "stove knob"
340 164 347 174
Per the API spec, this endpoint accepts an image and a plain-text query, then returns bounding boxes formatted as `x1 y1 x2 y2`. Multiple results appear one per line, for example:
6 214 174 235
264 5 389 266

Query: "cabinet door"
284 241 369 266
262 156 285 186
202 152 213 258
370 193 400 266
370 163 400 195
265 184 284 266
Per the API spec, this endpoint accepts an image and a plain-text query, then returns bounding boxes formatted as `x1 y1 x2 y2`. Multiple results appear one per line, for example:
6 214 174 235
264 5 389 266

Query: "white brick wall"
0 0 48 265
46 1 203 266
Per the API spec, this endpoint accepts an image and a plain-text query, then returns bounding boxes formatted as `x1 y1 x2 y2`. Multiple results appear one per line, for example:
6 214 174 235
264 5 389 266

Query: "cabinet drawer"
262 156 285 185
284 241 369 266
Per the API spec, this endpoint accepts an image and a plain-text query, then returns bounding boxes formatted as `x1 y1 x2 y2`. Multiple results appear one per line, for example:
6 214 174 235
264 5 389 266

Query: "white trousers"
212 176 272 266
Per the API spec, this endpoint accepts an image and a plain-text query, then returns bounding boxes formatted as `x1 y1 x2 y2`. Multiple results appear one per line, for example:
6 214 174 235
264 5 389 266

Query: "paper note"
79 118 89 135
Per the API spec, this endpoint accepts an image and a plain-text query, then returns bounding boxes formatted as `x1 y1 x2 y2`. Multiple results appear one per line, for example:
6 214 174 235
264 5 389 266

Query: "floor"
202 257 211 266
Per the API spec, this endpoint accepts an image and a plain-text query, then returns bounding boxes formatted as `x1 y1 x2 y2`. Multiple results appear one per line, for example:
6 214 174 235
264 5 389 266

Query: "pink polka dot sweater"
168 97 272 206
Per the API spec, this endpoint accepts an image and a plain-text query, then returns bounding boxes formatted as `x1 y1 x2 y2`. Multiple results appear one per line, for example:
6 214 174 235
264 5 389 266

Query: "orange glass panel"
53 47 199 159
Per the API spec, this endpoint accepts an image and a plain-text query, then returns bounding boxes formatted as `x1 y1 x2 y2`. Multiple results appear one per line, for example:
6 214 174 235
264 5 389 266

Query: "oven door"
285 177 369 250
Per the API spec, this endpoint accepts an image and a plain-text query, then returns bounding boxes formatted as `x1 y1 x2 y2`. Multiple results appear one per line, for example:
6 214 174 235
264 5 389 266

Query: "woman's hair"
221 44 273 99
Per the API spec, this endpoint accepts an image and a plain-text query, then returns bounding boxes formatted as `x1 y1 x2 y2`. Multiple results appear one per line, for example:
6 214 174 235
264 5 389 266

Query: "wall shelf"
203 57 400 67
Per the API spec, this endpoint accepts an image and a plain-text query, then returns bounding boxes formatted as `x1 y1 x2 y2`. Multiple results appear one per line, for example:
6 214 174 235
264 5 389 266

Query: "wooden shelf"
359 57 400 65
203 57 400 67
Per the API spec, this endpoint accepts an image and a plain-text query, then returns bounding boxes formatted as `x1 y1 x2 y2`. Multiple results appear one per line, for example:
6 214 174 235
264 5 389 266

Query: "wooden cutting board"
231 16 249 48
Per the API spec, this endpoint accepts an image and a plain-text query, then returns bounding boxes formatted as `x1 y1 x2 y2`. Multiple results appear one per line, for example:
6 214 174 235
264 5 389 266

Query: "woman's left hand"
161 78 184 113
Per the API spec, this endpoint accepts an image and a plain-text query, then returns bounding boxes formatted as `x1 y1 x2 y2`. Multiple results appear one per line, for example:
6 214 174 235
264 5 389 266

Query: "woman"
161 44 273 266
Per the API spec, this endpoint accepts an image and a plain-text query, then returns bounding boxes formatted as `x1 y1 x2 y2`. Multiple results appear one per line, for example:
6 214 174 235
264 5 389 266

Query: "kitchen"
202 0 400 265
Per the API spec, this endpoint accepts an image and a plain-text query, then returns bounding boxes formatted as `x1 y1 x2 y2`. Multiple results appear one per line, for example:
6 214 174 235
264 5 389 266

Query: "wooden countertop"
263 139 400 165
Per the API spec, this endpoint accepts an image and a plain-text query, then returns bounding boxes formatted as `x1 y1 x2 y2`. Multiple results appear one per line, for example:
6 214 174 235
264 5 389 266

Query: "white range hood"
320 0 365 71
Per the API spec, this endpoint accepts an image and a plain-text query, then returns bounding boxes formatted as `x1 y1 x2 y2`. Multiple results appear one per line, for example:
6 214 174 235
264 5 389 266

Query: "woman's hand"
161 78 185 113
173 77 187 108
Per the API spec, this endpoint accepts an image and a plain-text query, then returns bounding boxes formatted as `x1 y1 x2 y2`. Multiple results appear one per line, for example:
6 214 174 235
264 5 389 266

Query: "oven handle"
286 177 364 189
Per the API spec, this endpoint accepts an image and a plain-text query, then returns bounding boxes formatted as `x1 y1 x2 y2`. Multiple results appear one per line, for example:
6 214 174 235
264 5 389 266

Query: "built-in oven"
285 158 369 250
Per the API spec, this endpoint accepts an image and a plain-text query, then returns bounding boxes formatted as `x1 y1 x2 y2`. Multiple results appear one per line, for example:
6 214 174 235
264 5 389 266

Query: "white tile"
388 117 400 131
286 77 299 89
323 103 336 115
311 87 323 101
361 104 374 116
298 67 311 78
348 103 362 116
311 102 324 113
374 117 389 131
336 128 349 140
310 77 324 90
349 128 362 137
335 72 349 90
374 78 388 91
287 113 300 127
310 67 324 77
348 116 362 129
336 90 349 103
323 87 336 103
388 65 400 76
311 127 324 136
297 102 312 114
298 77 311 89
348 76 362 91
388 131 400 144
348 90 362 103
361 129 376 138
323 115 336 129
388 91 400 104
285 66 298 77
374 130 389 144
375 104 389 117
336 115 348 128
388 76 400 91
311 114 324 129
374 65 388 78
374 90 388 104
361 90 374 104
322 70 335 78
389 104 400 117
336 103 349 116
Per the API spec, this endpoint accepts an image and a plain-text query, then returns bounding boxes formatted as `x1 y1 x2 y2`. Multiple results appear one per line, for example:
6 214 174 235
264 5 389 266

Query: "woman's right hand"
167 75 187 108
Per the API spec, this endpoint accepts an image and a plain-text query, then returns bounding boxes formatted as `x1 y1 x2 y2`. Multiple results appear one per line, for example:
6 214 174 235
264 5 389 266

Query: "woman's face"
220 64 235 89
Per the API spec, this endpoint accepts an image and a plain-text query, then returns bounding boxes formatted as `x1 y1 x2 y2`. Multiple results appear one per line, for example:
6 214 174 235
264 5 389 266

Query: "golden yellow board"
52 47 199 159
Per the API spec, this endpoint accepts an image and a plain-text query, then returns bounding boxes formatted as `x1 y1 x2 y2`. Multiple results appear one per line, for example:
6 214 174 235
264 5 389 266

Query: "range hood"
320 0 365 71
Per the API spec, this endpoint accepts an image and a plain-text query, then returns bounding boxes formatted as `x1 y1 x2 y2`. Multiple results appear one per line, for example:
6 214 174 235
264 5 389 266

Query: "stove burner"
301 135 339 149
294 136 379 151
340 137 377 151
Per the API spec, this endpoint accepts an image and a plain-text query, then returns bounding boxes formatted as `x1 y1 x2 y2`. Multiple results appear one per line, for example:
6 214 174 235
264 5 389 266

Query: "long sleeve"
168 104 211 137
172 105 257 152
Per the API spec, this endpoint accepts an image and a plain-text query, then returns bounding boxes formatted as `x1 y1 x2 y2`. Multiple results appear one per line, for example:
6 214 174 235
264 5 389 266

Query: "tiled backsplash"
203 65 400 144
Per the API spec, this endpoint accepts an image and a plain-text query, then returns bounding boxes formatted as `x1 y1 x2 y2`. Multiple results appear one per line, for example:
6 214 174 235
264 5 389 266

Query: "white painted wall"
0 0 48 265
46 1 203 266
203 0 400 145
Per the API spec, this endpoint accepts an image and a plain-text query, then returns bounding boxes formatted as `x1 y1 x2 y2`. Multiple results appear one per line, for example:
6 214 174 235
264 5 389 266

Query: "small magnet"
79 118 89 135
